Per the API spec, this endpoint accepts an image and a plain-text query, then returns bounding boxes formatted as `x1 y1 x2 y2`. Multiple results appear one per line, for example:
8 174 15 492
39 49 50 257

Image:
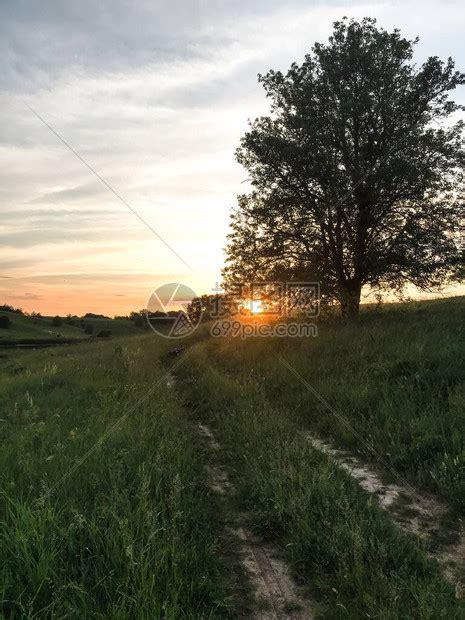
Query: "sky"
1 0 464 316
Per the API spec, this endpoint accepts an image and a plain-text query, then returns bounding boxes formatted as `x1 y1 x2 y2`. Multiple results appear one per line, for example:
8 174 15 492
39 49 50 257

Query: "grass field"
187 296 465 507
0 311 142 343
0 297 464 617
174 296 465 617
0 337 227 617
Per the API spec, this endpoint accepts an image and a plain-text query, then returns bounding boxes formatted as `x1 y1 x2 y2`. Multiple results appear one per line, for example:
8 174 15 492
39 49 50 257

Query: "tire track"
167 372 314 617
198 420 314 619
306 433 465 596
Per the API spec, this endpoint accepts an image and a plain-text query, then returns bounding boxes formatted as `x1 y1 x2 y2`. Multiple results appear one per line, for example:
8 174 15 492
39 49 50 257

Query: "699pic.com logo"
145 283 201 339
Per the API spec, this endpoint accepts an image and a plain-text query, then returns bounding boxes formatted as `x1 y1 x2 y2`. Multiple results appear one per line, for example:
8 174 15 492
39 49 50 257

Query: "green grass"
80 317 144 337
0 336 227 618
0 312 84 341
176 354 464 617
0 311 142 342
173 296 465 617
190 296 465 507
1 296 463 617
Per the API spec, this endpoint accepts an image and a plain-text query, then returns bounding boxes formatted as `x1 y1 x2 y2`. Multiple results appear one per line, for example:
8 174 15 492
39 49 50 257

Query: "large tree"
224 18 464 316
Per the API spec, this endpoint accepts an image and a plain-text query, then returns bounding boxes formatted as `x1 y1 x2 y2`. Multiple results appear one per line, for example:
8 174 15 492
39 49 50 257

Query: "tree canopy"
224 17 465 316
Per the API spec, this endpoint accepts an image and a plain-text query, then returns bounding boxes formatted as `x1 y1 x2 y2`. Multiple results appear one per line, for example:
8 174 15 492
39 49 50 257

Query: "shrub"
0 304 22 314
84 324 94 335
84 312 110 319
0 315 11 329
134 315 144 328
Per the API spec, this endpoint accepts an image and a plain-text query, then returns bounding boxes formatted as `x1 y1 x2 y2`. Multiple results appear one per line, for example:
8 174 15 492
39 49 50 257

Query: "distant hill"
0 311 143 343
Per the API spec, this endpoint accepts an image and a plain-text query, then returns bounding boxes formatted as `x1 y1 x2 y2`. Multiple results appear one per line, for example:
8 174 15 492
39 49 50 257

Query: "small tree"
224 18 465 316
64 314 75 325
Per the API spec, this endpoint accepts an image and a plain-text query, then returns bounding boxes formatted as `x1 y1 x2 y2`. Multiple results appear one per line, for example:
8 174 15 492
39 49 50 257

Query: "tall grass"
1 297 463 617
191 297 465 507
0 337 227 617
177 298 465 617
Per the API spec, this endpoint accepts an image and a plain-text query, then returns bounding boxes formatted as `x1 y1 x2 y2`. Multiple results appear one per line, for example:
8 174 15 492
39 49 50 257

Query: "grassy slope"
197 296 465 507
0 312 84 341
0 336 227 618
175 296 465 617
1 297 463 617
0 312 141 342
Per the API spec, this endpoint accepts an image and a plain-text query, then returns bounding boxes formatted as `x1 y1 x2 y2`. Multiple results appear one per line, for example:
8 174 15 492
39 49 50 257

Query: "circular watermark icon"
146 283 201 339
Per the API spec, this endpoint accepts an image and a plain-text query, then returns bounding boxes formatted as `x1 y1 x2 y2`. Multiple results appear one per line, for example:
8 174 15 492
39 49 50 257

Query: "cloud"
0 0 328 91
6 292 41 300
1 0 464 312
30 183 106 204
1 206 117 222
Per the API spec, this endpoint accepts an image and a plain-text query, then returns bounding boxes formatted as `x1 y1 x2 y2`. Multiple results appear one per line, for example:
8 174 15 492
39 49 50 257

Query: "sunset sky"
1 0 464 316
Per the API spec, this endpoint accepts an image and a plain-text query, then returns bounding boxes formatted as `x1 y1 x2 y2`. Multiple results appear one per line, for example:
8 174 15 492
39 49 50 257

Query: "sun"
239 299 264 315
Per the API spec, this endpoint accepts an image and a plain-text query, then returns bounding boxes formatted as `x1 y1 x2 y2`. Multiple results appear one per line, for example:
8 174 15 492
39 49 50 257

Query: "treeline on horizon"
0 304 190 333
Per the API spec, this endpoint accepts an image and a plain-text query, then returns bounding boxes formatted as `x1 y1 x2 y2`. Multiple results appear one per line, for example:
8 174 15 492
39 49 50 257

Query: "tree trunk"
339 284 362 318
